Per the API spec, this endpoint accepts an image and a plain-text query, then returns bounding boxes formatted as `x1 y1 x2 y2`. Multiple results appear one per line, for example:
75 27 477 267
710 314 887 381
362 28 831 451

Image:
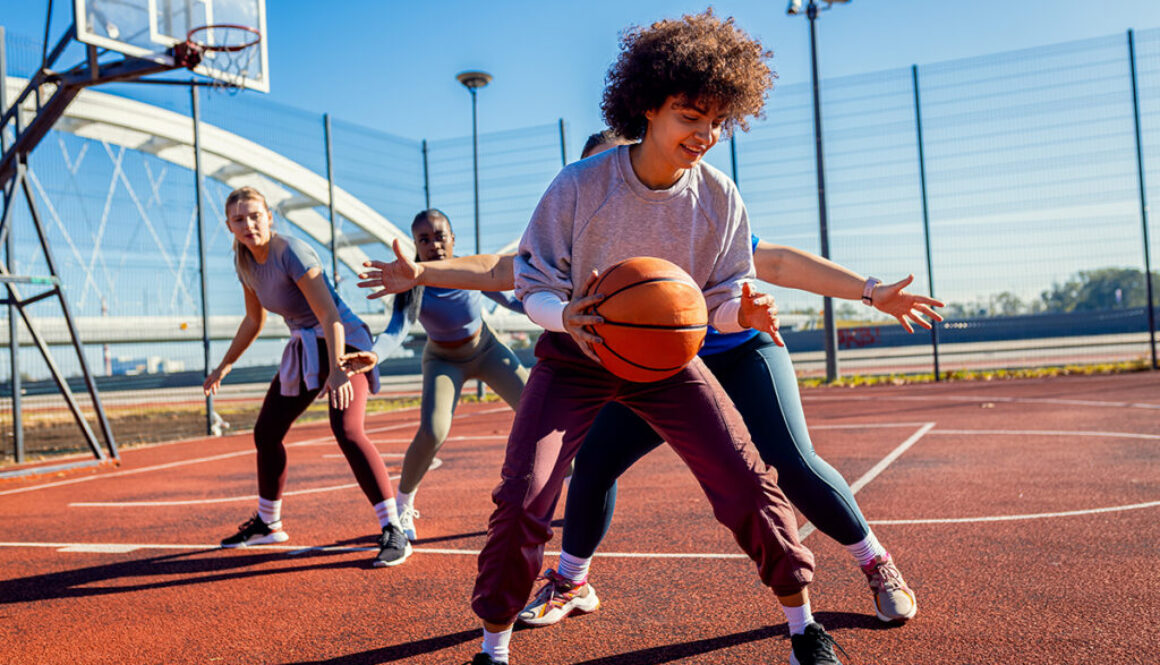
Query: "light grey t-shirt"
513 145 754 325
242 234 360 331
241 234 377 396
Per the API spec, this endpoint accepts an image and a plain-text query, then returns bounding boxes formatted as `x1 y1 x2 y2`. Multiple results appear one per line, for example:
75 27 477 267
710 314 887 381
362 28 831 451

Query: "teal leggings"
563 332 871 557
399 323 528 493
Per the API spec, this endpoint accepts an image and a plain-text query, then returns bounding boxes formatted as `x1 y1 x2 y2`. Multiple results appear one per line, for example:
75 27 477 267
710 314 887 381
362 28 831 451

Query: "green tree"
1039 267 1159 312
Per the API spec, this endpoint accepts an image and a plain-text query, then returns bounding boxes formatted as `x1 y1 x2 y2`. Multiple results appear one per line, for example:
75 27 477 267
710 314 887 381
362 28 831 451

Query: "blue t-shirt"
420 287 525 343
699 234 762 356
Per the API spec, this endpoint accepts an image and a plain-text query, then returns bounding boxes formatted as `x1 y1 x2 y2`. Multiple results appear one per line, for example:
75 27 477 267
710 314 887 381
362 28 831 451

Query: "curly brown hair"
602 9 774 141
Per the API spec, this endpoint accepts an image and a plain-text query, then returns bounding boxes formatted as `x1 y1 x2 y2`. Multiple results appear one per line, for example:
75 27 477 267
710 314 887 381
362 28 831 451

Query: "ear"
644 107 658 122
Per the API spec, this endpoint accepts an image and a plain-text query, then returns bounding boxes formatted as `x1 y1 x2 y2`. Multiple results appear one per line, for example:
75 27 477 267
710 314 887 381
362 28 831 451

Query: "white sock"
374 499 400 529
397 490 414 511
557 550 592 584
481 626 511 663
257 497 282 525
845 531 888 568
781 601 814 636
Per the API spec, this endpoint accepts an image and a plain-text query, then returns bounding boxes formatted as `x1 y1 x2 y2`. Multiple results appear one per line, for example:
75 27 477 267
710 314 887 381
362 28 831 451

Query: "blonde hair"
225 187 272 288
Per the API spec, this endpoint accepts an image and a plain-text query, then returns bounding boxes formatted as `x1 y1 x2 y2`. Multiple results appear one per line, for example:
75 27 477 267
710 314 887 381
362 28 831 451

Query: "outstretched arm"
754 240 945 333
357 239 515 297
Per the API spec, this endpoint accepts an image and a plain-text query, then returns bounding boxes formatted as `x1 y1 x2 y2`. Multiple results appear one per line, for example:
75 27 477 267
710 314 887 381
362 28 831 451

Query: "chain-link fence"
2 27 1158 460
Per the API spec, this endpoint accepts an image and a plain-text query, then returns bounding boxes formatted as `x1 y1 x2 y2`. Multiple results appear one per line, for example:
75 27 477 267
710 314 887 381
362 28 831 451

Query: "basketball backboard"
73 0 269 92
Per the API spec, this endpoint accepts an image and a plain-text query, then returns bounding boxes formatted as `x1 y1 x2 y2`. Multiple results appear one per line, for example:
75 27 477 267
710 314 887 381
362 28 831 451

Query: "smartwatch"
861 277 881 306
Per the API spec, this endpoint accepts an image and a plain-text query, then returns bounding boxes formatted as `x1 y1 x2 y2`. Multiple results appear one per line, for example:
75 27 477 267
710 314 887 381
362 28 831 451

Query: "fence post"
912 64 941 379
190 84 215 435
421 139 430 210
1128 30 1158 369
558 118 568 167
324 113 339 291
730 134 739 189
1 26 25 463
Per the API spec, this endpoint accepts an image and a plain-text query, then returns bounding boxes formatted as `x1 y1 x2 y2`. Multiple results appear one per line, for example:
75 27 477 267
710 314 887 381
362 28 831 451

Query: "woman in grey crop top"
391 209 529 543
202 187 411 567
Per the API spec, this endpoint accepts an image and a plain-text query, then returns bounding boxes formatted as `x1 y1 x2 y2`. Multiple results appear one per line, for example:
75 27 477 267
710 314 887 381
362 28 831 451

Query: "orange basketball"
585 257 708 382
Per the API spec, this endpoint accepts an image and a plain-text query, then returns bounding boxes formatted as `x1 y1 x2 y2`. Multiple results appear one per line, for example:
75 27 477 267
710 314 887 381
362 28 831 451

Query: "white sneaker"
517 568 600 626
399 503 419 542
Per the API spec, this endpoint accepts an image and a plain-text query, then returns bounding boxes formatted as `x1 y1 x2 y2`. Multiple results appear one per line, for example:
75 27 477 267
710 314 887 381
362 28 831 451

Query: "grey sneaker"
374 523 412 567
861 552 917 622
517 568 599 626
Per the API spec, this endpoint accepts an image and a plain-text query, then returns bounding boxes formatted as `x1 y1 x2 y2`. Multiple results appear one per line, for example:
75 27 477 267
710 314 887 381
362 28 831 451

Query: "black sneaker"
373 523 412 567
470 653 507 665
789 622 849 665
220 512 289 548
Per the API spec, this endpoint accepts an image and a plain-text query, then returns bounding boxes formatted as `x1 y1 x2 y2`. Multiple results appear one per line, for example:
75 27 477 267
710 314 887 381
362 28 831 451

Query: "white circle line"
868 500 1160 525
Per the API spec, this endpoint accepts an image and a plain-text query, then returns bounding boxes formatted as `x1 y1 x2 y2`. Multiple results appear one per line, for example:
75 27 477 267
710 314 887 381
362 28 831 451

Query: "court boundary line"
6 495 1159 557
798 422 935 541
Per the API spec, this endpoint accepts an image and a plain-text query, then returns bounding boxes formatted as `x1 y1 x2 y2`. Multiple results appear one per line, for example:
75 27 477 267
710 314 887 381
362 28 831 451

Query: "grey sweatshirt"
513 144 754 332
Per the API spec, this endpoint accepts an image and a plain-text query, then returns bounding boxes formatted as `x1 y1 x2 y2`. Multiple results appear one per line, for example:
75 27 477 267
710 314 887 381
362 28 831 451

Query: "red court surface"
1 372 1158 664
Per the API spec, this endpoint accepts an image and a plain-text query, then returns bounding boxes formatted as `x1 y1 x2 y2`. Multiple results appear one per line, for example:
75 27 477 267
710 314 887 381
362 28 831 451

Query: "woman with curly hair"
461 11 848 665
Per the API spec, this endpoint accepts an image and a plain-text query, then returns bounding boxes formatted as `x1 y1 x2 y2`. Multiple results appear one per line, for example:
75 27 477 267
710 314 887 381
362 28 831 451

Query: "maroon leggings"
253 349 393 506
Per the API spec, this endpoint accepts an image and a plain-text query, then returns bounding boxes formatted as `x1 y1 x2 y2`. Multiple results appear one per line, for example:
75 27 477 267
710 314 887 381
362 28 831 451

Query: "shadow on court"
0 547 370 603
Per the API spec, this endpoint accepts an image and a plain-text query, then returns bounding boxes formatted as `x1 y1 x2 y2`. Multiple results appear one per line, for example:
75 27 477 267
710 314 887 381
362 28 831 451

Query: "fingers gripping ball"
585 257 708 382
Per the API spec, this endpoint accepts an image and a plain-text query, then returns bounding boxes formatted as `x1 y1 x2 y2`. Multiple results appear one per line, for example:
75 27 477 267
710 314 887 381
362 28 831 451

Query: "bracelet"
861 277 881 306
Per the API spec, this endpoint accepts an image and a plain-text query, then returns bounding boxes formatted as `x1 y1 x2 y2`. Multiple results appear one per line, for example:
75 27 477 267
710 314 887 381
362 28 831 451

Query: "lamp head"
456 71 493 90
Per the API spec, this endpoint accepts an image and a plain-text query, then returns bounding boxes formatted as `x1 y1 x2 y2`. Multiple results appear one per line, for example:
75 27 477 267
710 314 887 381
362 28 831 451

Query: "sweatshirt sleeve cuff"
524 291 567 332
711 298 745 333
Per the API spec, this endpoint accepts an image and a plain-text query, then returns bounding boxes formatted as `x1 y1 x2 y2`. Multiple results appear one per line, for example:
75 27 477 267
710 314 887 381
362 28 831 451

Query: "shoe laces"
865 556 905 593
535 569 584 609
236 512 262 533
379 524 407 549
800 625 850 663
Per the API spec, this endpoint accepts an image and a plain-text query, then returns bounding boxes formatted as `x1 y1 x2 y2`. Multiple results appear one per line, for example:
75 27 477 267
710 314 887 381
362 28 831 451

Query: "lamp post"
788 0 848 383
456 70 492 256
457 70 492 399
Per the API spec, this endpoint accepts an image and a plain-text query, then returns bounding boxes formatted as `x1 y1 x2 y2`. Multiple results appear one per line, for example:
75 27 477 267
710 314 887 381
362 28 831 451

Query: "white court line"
869 500 1160 525
69 459 443 508
0 540 748 559
798 422 935 541
931 429 1160 440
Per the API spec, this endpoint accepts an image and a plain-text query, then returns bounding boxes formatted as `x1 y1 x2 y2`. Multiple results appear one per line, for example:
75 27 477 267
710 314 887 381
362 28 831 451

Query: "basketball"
585 257 708 382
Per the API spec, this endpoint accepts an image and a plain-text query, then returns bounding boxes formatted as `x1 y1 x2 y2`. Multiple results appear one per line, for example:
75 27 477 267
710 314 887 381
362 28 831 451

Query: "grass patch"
799 358 1155 388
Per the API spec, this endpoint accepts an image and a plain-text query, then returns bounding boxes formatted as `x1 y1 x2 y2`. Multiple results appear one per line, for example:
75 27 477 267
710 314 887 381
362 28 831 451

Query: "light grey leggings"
399 323 528 493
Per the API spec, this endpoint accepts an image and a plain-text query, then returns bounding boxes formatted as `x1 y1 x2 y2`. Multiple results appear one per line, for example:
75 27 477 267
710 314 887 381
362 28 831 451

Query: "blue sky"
4 0 1159 157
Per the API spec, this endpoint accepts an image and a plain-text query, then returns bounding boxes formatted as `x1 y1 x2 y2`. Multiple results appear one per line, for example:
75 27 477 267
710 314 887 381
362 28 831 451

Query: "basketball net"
184 24 262 95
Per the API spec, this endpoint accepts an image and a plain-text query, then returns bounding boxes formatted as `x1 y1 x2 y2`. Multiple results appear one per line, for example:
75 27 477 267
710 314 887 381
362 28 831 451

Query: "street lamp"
456 70 493 256
457 70 492 399
787 0 849 383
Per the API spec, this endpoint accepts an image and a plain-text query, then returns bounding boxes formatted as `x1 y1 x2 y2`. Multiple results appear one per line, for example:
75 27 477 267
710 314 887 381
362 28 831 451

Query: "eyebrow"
674 101 727 121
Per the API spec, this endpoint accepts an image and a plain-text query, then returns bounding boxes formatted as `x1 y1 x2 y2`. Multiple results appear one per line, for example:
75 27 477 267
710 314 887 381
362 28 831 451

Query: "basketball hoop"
183 24 262 94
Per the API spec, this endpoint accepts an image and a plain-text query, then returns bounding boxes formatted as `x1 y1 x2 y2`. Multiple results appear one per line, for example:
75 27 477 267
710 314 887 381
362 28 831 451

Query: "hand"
203 364 230 396
738 282 785 347
338 350 378 376
563 270 607 364
357 238 423 299
327 369 354 410
870 274 945 333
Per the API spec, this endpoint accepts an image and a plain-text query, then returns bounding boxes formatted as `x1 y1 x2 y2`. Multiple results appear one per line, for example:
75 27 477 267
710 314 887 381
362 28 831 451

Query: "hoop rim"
186 24 262 53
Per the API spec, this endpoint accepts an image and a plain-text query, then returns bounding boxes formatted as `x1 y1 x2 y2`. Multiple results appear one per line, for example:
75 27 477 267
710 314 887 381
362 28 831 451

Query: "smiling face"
411 214 455 262
635 95 726 188
226 197 273 251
